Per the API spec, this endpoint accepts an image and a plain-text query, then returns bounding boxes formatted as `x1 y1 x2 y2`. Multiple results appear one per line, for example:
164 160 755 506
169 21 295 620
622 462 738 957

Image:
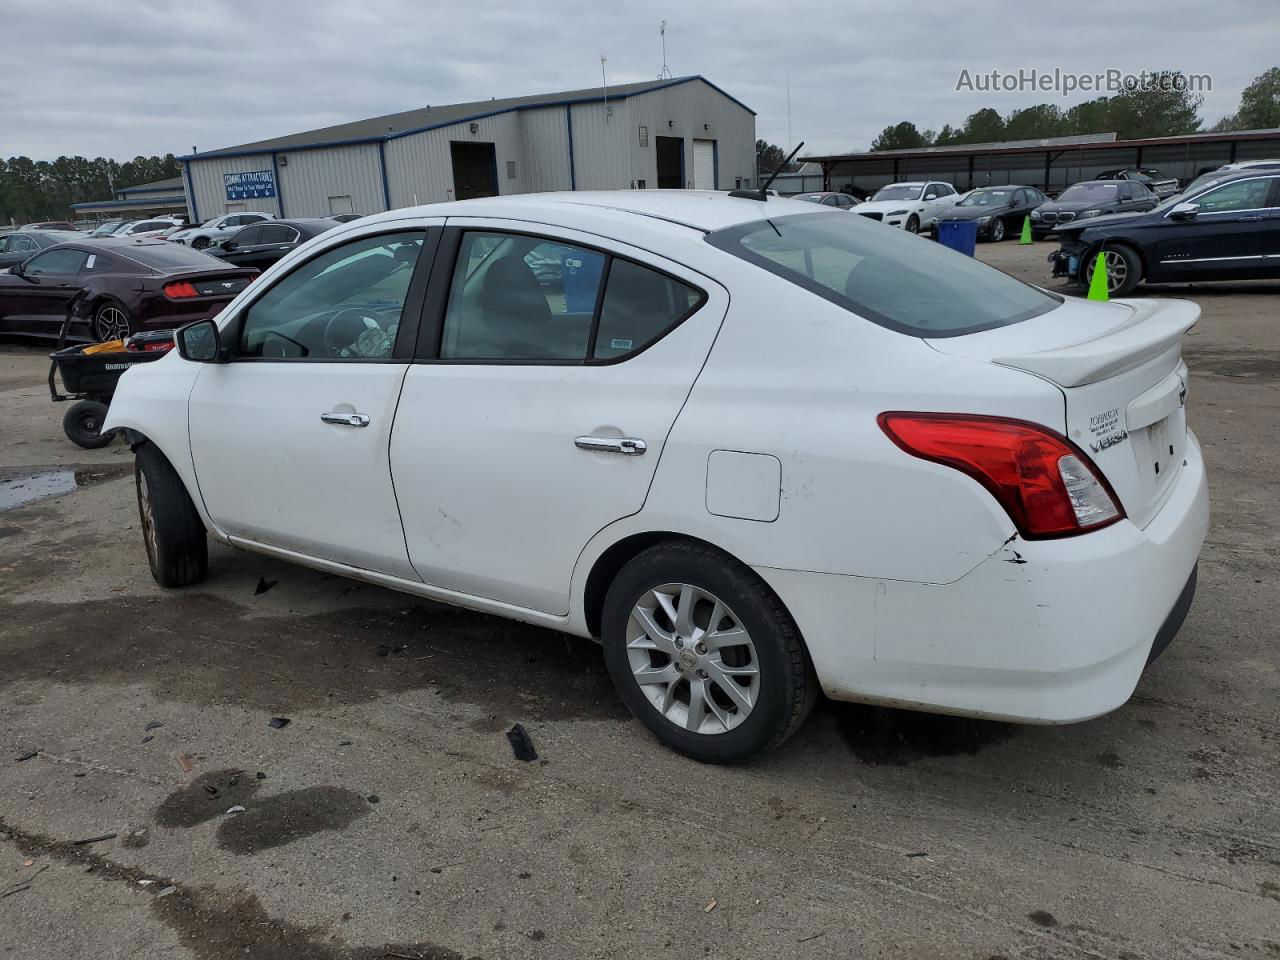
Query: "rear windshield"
117 243 224 271
705 212 1060 337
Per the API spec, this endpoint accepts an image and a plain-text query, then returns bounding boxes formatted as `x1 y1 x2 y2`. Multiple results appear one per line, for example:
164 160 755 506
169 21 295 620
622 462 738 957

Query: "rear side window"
706 212 1059 337
438 231 704 363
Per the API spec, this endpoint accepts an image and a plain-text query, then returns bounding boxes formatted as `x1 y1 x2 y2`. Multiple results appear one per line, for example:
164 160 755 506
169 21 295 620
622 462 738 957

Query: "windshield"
958 189 1013 207
705 213 1059 338
200 217 224 227
91 222 121 236
1056 183 1119 203
870 185 922 202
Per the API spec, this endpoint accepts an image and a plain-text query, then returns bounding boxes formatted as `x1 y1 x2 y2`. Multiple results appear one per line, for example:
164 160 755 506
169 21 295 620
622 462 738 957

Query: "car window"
821 195 839 206
836 194 855 207
23 248 88 276
592 259 701 361
707 212 1059 338
441 232 605 360
243 214 268 225
259 224 298 244
232 225 264 245
6 235 36 253
82 252 118 274
1195 178 1274 213
238 231 426 360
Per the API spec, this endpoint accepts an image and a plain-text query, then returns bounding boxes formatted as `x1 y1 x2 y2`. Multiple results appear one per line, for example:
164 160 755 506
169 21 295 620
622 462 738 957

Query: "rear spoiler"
992 299 1199 387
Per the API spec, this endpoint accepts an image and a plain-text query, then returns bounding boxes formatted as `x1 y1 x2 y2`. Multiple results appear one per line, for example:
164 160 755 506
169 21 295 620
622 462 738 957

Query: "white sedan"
854 180 961 231
169 212 275 249
104 191 1208 762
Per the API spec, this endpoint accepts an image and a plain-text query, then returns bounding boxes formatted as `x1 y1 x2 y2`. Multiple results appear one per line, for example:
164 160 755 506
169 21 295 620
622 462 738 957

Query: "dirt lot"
1 241 1277 959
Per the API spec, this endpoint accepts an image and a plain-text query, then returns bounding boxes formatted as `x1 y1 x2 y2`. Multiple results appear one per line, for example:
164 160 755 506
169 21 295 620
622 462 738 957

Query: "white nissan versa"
104 191 1208 762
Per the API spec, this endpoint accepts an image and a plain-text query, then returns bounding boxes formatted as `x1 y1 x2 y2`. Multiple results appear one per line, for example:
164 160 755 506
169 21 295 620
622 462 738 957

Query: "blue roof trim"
71 196 188 210
179 77 755 162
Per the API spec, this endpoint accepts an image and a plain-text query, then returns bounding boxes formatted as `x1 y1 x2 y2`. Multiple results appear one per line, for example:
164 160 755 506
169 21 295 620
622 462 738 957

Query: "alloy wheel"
626 583 761 735
991 219 1005 242
94 305 130 342
1087 250 1129 293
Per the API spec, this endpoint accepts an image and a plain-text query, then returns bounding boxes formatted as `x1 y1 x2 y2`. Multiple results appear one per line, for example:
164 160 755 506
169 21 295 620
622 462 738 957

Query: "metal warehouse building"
71 176 189 219
179 76 755 222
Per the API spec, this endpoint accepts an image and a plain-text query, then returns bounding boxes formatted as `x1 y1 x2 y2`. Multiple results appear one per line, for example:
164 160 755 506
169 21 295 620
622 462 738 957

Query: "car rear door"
1153 175 1279 280
389 220 728 615
186 224 440 578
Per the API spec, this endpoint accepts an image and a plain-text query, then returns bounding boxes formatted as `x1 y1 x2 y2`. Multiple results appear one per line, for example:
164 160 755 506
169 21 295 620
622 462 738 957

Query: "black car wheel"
92 300 133 342
62 400 112 449
989 218 1006 242
1084 244 1142 297
135 443 208 588
905 215 920 234
601 540 818 763
191 236 210 250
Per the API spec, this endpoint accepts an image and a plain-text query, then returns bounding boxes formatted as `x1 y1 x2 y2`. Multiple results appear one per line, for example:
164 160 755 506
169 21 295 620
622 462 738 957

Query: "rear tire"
62 400 112 449
92 300 133 342
135 443 207 588
1084 244 1141 297
601 540 817 763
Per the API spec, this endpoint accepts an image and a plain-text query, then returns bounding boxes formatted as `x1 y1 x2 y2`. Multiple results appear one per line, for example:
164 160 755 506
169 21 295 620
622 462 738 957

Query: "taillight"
164 281 200 299
877 412 1124 539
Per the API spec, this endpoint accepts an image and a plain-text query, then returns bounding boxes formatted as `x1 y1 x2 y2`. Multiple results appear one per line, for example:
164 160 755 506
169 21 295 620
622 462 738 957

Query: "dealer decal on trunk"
1087 407 1128 454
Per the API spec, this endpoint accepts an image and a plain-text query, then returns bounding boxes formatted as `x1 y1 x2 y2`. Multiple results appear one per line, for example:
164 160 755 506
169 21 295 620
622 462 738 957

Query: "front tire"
191 236 210 250
601 541 817 763
989 218 1006 242
1083 244 1141 297
135 444 207 588
905 215 920 234
62 400 111 449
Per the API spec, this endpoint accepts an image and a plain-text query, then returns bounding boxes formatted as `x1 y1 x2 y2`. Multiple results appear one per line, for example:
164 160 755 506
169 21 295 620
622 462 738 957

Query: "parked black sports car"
0 237 258 342
931 185 1047 242
208 218 339 271
1096 167 1180 198
1049 169 1280 296
0 229 83 270
1030 180 1158 239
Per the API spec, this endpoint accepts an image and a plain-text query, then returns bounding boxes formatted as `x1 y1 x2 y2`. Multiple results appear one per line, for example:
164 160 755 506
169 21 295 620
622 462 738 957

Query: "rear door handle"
1239 215 1265 221
321 412 370 427
575 436 647 456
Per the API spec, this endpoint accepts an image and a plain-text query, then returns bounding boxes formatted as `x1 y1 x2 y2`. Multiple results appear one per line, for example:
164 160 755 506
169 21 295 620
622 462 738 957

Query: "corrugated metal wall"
189 78 757 215
276 143 385 217
187 152 282 220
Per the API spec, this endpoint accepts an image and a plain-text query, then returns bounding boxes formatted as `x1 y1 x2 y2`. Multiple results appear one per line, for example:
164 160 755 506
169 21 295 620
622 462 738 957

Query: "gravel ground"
0 239 1277 959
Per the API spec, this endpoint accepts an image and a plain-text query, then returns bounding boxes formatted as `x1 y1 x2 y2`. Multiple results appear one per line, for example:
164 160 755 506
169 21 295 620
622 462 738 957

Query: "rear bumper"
757 431 1209 723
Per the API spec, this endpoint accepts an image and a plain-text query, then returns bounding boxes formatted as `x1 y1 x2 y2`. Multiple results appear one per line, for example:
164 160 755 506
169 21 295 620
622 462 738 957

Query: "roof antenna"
658 21 673 79
730 141 803 201
601 55 611 119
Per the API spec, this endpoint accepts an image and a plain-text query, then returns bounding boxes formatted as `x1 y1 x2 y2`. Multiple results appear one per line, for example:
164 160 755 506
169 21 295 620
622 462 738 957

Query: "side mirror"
222 241 237 251
1170 201 1200 220
176 318 223 363
924 193 938 201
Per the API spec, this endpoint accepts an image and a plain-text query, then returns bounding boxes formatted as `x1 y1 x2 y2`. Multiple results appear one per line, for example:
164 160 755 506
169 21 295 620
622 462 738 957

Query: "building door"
692 139 716 190
656 136 684 189
450 142 499 200
328 195 354 215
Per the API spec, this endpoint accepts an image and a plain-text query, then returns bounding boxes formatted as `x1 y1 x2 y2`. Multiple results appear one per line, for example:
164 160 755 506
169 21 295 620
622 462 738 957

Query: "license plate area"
1147 414 1174 480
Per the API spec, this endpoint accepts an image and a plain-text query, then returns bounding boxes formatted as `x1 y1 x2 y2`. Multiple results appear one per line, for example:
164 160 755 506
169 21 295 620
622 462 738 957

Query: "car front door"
389 221 728 615
5 247 88 333
1152 176 1280 281
186 225 440 578
218 225 265 267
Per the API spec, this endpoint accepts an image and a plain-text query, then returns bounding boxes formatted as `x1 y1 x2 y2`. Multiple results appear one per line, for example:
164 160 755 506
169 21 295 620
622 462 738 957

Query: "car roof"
351 190 834 235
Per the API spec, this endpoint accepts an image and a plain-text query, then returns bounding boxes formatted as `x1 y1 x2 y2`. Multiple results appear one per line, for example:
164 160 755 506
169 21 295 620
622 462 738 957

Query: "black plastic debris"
144 721 164 732
255 771 266 780
254 576 278 596
14 751 37 762
268 717 290 729
142 736 154 744
506 724 537 762
367 794 380 804
73 833 118 845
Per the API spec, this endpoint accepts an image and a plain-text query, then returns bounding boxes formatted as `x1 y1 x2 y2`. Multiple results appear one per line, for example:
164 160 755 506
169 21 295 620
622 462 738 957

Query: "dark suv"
1049 170 1280 296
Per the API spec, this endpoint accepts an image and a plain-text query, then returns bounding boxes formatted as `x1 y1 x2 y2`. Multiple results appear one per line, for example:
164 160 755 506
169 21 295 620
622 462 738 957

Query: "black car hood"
1054 210 1152 235
937 204 1014 221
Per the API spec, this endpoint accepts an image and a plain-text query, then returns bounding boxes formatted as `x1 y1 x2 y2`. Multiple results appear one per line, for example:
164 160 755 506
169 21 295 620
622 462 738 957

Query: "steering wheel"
321 307 386 356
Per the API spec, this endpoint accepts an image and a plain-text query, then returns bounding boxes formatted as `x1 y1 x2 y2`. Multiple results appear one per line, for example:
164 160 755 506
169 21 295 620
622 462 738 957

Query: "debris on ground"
906 851 928 858
255 772 266 780
704 899 718 913
505 723 537 762
1 864 48 900
339 740 353 746
254 576 278 596
14 751 37 762
142 736 154 744
367 795 380 804
144 721 164 732
156 886 177 898
72 833 118 845
225 805 246 815
176 753 195 773
268 717 291 729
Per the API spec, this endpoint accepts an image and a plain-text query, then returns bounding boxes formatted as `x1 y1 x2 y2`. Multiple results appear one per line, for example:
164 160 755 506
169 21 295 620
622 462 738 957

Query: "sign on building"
224 170 276 200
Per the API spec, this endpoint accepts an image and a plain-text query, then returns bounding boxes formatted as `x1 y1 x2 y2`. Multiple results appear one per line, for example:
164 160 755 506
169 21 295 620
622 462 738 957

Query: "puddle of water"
0 464 131 513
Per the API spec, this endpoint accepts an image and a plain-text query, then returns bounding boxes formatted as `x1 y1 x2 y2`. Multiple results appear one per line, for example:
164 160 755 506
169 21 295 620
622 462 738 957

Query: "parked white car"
112 217 187 239
104 191 1207 762
854 181 961 231
170 212 275 249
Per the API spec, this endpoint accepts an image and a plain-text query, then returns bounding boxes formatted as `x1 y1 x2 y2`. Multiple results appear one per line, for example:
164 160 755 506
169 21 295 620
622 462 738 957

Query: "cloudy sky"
3 0 1277 162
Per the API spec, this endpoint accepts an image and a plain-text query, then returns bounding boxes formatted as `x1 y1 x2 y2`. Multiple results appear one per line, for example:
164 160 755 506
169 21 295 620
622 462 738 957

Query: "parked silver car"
169 212 275 249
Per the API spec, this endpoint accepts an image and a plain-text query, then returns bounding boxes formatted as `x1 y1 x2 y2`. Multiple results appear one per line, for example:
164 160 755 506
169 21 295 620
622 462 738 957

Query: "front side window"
438 231 704 362
707 212 1058 338
238 232 425 360
1195 178 1274 213
24 248 87 276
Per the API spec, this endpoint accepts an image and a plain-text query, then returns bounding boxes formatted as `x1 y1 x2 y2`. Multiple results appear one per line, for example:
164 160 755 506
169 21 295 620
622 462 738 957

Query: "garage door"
692 139 716 190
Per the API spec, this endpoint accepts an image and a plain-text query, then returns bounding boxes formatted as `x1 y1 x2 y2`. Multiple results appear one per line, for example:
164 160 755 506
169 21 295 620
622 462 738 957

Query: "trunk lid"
927 297 1198 528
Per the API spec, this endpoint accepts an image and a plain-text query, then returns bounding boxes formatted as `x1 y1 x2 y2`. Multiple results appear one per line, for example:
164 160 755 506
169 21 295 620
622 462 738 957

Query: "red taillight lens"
877 412 1124 539
163 281 200 299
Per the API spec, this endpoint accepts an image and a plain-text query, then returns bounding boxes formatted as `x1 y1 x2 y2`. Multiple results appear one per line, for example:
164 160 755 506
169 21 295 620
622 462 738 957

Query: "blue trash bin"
936 219 978 257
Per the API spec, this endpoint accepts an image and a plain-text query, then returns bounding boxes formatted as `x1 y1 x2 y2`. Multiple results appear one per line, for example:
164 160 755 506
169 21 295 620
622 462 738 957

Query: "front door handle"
575 436 647 456
321 411 370 427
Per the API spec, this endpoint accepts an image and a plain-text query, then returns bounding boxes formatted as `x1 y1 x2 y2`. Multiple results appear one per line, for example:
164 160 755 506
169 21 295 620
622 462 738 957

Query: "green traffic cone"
1019 216 1032 244
1086 251 1110 302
